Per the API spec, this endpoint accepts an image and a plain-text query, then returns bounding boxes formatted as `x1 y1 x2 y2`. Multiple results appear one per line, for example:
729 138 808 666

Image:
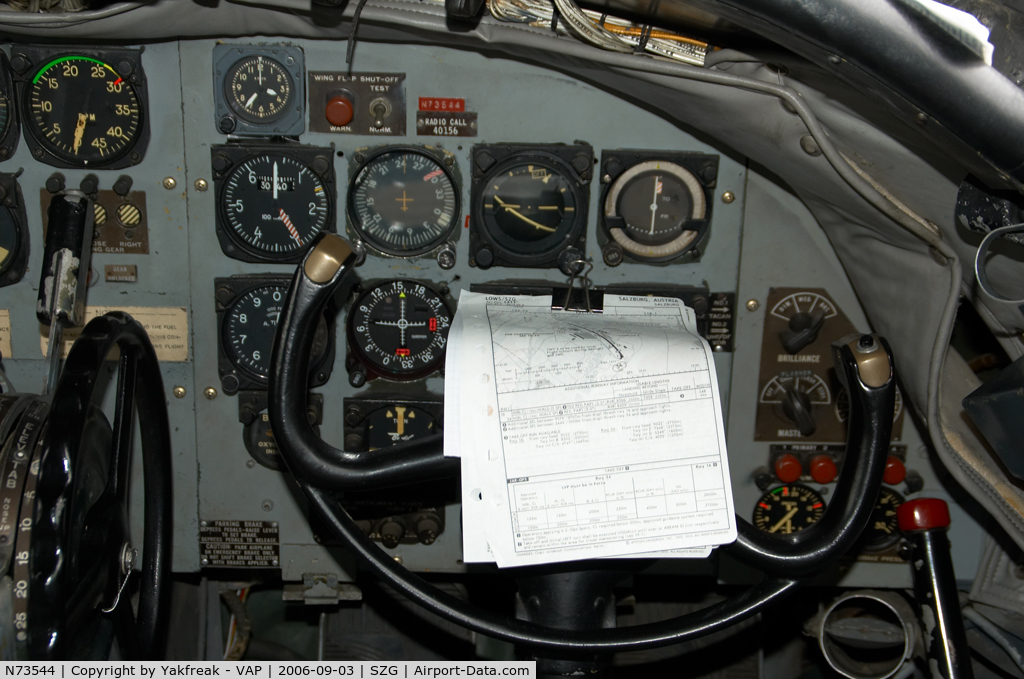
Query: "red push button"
326 96 354 127
883 456 906 485
897 498 950 531
774 453 803 483
809 454 838 484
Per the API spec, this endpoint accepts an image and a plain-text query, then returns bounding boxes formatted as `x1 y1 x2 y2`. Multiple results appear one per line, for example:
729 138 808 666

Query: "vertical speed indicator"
26 56 142 166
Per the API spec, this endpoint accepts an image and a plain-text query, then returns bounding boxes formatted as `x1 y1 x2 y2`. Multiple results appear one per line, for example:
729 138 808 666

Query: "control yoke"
269 233 897 653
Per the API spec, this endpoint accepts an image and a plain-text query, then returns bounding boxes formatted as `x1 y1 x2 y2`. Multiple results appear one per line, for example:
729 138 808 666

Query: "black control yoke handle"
268 233 458 490
269 233 897 652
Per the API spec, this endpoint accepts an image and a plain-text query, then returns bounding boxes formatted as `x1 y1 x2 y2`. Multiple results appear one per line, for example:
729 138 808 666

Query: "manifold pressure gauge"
347 279 453 381
752 484 825 535
348 146 460 257
212 145 334 263
216 276 335 393
15 48 149 168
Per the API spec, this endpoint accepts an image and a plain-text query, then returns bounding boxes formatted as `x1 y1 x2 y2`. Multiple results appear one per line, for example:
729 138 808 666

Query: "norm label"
200 520 280 568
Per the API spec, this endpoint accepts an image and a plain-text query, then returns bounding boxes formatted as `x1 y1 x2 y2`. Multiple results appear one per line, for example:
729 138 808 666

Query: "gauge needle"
273 161 279 201
278 208 302 246
245 93 258 109
267 89 277 96
649 175 660 235
493 195 555 232
767 507 799 534
72 113 87 155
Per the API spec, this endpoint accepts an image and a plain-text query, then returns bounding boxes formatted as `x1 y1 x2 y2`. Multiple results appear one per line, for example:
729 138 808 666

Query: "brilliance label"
416 111 478 137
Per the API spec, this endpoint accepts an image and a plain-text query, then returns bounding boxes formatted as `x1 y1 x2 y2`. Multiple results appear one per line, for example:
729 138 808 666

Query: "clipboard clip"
552 259 603 313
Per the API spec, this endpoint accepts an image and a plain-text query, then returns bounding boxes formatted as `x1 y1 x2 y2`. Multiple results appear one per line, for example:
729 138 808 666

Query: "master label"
200 520 280 568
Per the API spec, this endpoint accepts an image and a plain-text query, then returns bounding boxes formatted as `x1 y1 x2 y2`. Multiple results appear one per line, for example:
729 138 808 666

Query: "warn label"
200 520 280 568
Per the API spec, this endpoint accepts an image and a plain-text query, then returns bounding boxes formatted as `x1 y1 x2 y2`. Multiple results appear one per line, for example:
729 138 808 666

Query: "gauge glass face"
221 154 330 258
350 150 459 256
224 284 329 380
28 56 141 165
752 484 825 535
366 405 438 450
0 206 19 276
480 161 579 254
860 488 904 552
616 171 692 246
226 55 293 123
349 279 452 379
0 90 9 140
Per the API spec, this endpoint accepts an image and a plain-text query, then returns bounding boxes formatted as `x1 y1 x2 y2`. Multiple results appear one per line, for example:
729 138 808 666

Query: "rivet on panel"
745 299 760 312
162 177 177 190
204 387 217 400
173 386 186 399
194 178 209 192
721 191 735 204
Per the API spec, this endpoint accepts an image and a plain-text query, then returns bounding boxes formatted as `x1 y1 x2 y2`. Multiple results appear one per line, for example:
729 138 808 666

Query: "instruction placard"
200 520 280 568
40 306 188 361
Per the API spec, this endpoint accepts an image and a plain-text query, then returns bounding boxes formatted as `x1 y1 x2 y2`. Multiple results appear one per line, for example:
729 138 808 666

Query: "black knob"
416 516 441 545
782 384 816 436
780 310 826 354
79 174 99 194
379 520 405 549
45 173 65 194
112 175 134 196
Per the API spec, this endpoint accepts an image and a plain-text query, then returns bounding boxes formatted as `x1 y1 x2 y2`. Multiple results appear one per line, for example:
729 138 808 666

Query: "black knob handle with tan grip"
726 333 897 577
268 233 458 490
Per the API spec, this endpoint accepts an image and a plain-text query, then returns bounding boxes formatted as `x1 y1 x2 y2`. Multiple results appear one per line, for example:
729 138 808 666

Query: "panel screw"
162 177 177 190
204 387 217 400
436 243 456 270
745 299 760 312
262 499 274 512
201 558 209 566
721 191 735 204
246 459 256 469
194 179 208 192
173 386 186 399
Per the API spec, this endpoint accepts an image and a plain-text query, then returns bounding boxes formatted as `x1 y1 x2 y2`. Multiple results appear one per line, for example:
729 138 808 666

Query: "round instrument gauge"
477 157 584 258
26 56 142 166
348 279 452 380
0 207 20 278
603 160 706 262
223 283 332 382
220 153 331 260
0 90 9 141
348 148 460 256
753 484 826 535
365 404 439 450
859 488 904 552
225 55 293 123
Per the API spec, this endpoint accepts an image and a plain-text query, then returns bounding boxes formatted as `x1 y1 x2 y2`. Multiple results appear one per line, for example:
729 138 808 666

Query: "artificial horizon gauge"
859 487 904 552
225 55 293 123
348 279 453 381
348 147 460 256
216 151 333 262
218 279 334 390
752 484 826 535
478 159 582 256
603 160 706 261
22 53 146 167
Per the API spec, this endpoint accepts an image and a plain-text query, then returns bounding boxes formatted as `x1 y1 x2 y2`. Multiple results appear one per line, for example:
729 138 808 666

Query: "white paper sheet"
445 291 733 567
